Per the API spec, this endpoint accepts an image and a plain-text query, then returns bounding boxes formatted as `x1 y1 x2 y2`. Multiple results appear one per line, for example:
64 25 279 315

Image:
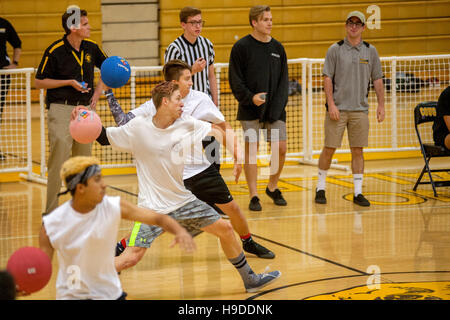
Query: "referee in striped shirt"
164 6 218 105
165 6 221 173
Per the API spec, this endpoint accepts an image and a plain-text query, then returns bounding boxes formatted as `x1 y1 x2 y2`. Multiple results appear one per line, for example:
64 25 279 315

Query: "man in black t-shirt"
433 86 450 150
229 5 289 211
0 17 22 160
35 7 107 214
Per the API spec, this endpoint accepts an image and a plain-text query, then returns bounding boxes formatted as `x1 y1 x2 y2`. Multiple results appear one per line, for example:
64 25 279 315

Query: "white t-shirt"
106 113 212 213
131 90 225 179
42 195 122 300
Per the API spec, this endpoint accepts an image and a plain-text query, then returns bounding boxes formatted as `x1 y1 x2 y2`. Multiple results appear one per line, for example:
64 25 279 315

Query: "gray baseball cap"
346 11 366 24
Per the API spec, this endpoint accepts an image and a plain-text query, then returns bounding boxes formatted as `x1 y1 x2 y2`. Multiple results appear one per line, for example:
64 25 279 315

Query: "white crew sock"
317 169 328 191
353 173 363 196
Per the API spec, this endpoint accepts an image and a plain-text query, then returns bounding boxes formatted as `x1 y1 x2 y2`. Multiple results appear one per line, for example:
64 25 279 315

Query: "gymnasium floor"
1 156 449 300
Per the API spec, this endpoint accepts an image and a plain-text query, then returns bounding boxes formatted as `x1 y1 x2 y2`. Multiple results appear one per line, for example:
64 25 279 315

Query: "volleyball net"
0 54 448 183
0 68 33 176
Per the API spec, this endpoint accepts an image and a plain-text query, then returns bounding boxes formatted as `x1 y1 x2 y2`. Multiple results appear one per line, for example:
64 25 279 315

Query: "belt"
51 99 90 106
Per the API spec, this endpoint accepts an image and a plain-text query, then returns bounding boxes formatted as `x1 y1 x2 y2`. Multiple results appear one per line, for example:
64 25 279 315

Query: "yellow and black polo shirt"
36 34 108 107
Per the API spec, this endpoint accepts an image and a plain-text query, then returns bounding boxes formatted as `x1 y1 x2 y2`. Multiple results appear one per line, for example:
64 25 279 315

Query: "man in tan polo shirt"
315 11 385 207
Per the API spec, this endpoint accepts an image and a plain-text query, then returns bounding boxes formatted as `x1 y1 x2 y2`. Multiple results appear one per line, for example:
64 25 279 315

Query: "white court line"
244 204 450 222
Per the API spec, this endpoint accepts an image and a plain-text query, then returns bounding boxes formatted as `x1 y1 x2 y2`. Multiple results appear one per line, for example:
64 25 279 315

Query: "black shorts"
184 164 233 205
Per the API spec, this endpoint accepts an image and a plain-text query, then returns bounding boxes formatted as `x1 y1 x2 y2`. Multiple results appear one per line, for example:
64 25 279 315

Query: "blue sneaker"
245 269 281 293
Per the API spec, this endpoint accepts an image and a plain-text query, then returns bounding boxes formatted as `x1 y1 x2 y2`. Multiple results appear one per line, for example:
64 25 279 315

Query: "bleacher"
159 0 450 63
1 0 448 107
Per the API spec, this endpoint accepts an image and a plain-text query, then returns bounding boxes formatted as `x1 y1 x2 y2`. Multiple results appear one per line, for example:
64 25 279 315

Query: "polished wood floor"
1 157 450 300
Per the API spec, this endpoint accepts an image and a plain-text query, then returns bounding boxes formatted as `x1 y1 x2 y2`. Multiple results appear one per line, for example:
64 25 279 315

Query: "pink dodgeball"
70 107 102 144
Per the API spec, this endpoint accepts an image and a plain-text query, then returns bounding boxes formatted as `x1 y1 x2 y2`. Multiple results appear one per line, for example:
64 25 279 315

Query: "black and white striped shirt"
164 35 215 98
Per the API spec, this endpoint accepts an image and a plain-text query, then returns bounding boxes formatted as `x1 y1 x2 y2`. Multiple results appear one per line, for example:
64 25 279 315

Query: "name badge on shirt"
360 59 369 64
0 28 6 33
271 53 280 58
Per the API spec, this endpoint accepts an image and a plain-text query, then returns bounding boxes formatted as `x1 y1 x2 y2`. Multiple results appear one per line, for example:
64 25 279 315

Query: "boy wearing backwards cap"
39 156 195 300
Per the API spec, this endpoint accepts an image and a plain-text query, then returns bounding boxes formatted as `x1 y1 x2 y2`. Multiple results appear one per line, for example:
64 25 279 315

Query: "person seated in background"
433 86 450 150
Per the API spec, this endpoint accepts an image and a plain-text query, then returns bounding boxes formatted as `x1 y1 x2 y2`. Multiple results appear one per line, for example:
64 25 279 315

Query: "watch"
13 60 19 66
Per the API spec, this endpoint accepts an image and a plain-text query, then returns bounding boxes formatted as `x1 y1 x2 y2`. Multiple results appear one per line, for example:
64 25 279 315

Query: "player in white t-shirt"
106 60 275 261
96 81 281 293
39 156 196 300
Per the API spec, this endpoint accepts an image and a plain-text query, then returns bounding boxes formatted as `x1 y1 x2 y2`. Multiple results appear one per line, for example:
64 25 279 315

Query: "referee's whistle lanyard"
71 50 84 82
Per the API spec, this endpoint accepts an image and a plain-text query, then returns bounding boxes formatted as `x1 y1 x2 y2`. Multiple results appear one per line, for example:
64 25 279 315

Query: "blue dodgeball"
100 56 131 88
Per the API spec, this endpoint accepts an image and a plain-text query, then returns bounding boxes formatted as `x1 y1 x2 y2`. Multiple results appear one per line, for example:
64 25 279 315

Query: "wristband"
104 89 114 97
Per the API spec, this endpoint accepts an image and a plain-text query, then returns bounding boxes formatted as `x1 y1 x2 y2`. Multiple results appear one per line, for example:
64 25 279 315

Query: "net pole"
307 61 313 161
130 69 136 110
216 64 221 108
301 59 308 161
391 58 398 149
25 71 32 178
40 89 46 178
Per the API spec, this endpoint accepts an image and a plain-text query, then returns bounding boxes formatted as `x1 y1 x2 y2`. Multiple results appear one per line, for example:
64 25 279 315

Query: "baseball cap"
346 11 366 25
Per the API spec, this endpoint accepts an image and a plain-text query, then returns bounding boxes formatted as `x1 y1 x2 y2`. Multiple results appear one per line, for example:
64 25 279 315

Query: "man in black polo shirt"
433 86 450 150
35 7 108 214
1 17 22 160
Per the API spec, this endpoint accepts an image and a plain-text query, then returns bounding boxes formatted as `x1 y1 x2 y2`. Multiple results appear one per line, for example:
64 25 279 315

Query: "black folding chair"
413 101 450 196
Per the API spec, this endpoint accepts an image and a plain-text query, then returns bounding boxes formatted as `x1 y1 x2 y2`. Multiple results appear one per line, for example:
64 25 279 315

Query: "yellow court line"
343 192 426 205
406 189 450 202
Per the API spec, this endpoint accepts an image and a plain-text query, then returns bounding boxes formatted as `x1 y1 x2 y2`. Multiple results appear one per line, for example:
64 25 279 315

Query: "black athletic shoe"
115 241 126 257
353 194 370 207
249 196 262 211
0 152 6 161
243 239 275 259
265 187 287 206
315 189 327 204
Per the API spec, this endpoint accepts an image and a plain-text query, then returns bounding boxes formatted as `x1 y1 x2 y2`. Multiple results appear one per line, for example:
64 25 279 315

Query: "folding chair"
413 101 450 196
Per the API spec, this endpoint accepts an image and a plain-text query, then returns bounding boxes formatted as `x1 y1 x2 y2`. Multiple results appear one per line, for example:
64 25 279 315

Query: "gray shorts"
241 120 287 143
127 198 220 248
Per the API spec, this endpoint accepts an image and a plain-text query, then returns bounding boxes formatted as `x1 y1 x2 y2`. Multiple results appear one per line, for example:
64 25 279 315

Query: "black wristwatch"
13 60 19 66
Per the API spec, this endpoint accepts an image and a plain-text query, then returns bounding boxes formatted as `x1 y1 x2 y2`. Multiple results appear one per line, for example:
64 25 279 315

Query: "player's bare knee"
219 201 240 216
217 219 234 238
350 147 364 157
278 141 287 156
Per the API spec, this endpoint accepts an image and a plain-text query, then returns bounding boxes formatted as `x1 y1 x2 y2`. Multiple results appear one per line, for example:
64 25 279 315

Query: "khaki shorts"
324 111 369 148
241 120 287 143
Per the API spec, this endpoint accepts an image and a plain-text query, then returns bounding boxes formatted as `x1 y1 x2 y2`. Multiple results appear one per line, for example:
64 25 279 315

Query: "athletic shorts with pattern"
127 198 220 248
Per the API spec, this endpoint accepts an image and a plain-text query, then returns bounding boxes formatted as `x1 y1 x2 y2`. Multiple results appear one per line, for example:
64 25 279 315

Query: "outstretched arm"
105 89 136 126
39 224 54 260
209 122 244 182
